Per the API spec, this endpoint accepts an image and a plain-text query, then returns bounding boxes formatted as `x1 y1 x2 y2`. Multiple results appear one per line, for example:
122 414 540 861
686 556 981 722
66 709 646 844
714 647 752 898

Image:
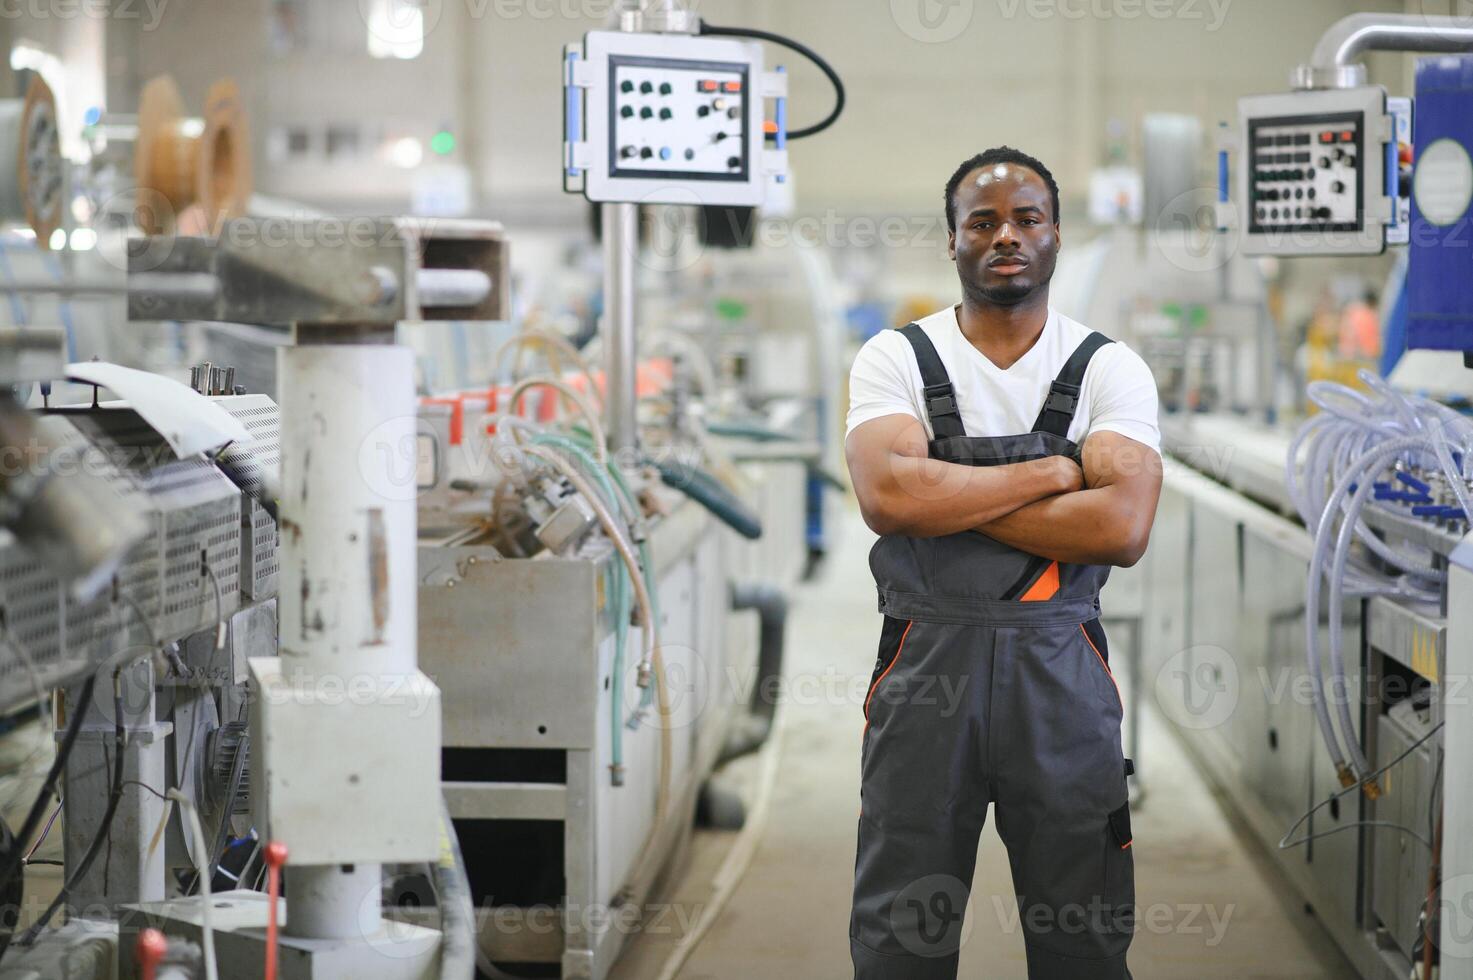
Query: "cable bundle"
1287 370 1473 790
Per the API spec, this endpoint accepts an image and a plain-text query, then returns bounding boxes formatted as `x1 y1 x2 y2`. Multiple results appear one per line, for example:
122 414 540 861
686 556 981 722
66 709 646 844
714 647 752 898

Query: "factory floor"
612 503 1359 980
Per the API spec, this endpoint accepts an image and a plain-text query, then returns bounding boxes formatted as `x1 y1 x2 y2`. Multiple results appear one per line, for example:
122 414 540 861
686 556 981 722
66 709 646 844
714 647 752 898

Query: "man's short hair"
944 146 1061 232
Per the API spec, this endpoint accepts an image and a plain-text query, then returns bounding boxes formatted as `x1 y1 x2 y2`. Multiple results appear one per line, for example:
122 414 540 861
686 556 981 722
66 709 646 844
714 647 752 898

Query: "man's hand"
974 430 1162 567
845 414 1081 538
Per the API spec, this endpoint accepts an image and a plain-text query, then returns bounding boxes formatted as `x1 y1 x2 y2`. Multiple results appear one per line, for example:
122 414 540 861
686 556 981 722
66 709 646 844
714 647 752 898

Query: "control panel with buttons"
1236 87 1393 256
609 57 749 181
563 30 789 206
1247 115 1362 232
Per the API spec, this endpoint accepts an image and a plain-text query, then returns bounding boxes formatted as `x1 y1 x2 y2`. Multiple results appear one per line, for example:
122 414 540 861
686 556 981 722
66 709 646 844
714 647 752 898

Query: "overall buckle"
924 382 959 419
1043 382 1080 415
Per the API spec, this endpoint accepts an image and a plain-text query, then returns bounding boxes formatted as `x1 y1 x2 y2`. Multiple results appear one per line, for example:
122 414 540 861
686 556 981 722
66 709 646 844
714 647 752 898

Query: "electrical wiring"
0 621 54 799
519 444 674 909
167 790 219 980
494 329 603 407
1279 720 1443 851
698 22 845 140
506 376 608 466
23 799 61 862
0 672 96 908
200 563 226 653
18 669 129 945
528 431 637 782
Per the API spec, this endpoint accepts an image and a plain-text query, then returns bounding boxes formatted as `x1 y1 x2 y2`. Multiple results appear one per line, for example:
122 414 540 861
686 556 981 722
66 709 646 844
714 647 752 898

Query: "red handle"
136 928 167 980
263 840 289 980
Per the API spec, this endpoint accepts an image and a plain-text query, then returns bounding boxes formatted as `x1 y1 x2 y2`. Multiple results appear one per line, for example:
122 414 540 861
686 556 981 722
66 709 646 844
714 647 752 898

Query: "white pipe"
1310 13 1473 71
276 344 419 940
278 345 418 676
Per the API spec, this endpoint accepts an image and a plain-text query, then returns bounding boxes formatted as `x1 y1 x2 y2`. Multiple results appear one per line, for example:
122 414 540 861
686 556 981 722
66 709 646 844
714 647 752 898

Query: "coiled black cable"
698 22 845 140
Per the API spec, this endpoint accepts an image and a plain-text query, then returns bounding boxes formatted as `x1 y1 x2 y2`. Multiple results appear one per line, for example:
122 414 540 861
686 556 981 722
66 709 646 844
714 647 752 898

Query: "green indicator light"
431 130 455 156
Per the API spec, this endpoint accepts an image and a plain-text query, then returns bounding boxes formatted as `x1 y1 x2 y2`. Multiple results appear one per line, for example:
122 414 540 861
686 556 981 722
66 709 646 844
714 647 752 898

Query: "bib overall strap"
897 323 967 440
1031 331 1114 438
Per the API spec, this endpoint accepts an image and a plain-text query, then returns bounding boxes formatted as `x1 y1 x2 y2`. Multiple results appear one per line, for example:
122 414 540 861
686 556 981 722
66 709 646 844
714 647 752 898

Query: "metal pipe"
276 344 420 942
416 268 492 309
1296 13 1473 89
284 863 383 940
603 201 639 454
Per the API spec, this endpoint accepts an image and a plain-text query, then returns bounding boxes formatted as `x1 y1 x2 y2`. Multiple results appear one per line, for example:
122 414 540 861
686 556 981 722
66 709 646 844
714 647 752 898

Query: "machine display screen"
607 55 750 184
1247 111 1364 235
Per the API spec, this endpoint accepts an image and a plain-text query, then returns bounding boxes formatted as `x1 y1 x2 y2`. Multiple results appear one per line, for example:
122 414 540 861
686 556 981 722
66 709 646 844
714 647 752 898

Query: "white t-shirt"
845 305 1161 452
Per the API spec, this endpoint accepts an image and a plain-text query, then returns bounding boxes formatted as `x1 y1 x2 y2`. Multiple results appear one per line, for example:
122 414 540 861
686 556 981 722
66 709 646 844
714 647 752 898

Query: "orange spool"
0 74 63 248
134 75 252 234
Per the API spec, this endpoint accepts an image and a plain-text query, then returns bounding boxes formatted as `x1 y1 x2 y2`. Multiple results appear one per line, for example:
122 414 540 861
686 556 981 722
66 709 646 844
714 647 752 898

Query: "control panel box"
564 31 787 206
1237 87 1393 256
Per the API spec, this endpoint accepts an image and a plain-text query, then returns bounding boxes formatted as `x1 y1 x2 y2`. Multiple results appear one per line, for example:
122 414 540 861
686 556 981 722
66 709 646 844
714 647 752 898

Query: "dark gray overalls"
851 323 1135 980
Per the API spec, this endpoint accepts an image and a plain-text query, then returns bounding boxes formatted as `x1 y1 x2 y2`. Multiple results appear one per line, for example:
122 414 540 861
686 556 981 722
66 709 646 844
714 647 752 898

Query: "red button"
1319 132 1334 143
699 80 717 92
1339 130 1354 142
723 81 741 92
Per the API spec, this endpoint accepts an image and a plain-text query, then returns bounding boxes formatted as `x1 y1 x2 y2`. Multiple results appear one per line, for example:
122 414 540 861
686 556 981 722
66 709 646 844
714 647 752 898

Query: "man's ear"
947 228 956 260
1055 223 1062 250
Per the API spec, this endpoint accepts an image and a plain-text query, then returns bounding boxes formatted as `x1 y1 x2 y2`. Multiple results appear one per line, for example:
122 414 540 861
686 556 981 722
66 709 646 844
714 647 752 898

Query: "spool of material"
0 75 63 248
135 75 252 234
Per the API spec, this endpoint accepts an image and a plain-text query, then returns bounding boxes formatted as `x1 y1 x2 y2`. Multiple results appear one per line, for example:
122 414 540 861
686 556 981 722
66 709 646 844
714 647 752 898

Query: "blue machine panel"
1407 55 1473 353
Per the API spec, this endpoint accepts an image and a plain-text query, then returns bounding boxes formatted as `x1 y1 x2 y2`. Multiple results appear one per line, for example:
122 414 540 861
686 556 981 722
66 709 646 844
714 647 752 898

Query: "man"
845 146 1162 980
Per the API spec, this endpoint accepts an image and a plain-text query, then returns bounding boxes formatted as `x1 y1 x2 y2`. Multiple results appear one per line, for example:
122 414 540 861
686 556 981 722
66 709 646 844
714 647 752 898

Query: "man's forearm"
866 455 1070 537
974 484 1149 566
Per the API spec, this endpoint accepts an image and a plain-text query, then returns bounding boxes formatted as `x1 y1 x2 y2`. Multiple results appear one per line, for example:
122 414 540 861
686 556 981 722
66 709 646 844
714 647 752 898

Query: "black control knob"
640 147 653 159
728 106 740 119
727 156 741 168
620 105 634 118
1331 180 1346 194
697 105 710 117
620 145 638 159
639 107 653 119
713 131 728 142
659 82 672 95
1318 156 1330 168
620 80 634 94
659 107 672 120
639 81 653 94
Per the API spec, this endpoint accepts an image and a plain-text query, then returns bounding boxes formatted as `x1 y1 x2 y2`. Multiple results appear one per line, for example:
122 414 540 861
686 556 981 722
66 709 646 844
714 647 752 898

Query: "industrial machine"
371 8 841 978
1146 15 1473 980
0 216 507 979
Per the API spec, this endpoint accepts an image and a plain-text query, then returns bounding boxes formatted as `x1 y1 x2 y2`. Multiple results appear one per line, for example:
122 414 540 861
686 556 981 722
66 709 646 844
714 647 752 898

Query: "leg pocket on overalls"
1102 801 1136 935
864 615 913 723
1081 618 1121 710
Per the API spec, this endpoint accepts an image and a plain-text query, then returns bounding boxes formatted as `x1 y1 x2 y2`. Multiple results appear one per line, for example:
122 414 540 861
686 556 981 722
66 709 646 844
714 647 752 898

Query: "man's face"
948 163 1059 307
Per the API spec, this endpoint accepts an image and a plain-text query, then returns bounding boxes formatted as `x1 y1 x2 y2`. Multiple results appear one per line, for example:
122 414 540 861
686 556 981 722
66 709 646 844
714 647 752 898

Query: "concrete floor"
613 503 1359 980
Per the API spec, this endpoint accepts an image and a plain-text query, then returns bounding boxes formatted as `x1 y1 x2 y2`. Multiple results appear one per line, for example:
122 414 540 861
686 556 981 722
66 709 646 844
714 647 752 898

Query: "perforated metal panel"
215 396 280 601
0 396 283 710
0 533 64 697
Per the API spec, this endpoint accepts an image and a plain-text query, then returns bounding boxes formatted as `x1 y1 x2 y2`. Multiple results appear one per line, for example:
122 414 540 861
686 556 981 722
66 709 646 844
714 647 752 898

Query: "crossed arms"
844 413 1163 567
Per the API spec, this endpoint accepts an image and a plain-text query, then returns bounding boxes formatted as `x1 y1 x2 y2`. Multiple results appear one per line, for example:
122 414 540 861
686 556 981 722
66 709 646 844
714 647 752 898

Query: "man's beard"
973 277 1042 306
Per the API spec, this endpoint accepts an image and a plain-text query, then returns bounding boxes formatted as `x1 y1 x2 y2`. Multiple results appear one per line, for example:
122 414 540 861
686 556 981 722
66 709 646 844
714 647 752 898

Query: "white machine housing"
564 30 787 206
1236 86 1399 256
